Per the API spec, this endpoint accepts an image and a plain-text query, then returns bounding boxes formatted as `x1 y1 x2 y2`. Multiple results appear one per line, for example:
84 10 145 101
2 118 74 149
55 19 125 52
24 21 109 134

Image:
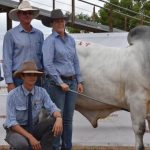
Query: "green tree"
99 0 150 31
66 13 92 33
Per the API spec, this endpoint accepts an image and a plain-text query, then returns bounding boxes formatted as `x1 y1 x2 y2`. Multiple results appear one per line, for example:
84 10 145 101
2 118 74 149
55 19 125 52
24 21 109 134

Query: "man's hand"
60 83 69 92
28 134 42 150
11 125 41 150
77 83 84 93
7 83 15 92
52 117 63 137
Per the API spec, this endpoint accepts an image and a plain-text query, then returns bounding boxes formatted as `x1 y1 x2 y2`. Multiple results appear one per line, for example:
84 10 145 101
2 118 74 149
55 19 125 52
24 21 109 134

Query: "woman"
42 9 84 150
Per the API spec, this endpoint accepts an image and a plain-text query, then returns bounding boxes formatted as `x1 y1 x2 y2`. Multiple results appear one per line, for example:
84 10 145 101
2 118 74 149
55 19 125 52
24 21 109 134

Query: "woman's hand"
60 83 69 92
77 83 84 93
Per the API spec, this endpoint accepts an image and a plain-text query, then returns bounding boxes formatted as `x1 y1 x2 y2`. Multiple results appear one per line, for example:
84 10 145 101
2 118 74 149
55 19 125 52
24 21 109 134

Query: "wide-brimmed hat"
9 0 39 21
42 9 69 27
13 61 43 78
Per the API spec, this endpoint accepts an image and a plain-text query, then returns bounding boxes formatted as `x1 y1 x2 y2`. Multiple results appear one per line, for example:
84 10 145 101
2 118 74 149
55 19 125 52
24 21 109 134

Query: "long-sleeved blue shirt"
3 24 44 84
4 85 60 128
42 30 83 85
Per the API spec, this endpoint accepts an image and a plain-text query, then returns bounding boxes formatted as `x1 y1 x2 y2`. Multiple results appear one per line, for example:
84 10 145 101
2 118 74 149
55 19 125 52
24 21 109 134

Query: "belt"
60 75 75 80
45 75 76 80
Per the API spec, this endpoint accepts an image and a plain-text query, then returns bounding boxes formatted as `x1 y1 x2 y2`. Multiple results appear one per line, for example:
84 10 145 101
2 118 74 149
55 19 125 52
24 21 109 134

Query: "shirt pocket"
34 101 42 111
16 106 27 122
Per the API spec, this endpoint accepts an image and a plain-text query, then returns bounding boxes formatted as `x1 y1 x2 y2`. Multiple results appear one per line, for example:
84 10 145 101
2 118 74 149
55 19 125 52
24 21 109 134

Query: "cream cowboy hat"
9 0 39 21
13 61 43 78
41 9 69 27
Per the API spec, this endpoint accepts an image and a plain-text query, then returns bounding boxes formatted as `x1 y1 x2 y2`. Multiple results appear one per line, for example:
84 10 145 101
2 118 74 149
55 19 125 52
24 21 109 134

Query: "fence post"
53 0 55 10
72 0 75 24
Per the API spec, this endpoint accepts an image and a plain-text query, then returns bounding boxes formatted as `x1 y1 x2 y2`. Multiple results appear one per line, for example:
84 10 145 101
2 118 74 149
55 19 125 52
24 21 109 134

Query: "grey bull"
75 25 150 150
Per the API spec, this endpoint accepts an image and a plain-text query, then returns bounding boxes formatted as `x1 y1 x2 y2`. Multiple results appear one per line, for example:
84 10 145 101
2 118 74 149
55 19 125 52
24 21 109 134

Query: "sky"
0 0 105 34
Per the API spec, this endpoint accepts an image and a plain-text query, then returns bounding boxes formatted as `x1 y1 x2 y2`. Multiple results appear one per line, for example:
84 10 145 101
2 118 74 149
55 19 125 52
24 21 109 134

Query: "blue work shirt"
42 30 83 85
4 85 60 128
3 24 44 84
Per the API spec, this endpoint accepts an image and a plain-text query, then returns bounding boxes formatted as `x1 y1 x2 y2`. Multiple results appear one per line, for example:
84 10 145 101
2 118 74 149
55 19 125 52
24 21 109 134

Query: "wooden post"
92 5 95 22
53 0 55 10
7 12 12 30
124 16 127 31
72 0 75 24
108 8 113 32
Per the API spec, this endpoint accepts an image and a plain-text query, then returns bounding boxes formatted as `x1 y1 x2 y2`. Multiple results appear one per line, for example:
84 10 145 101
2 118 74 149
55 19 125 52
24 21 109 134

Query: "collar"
18 24 35 33
52 30 68 38
21 85 35 96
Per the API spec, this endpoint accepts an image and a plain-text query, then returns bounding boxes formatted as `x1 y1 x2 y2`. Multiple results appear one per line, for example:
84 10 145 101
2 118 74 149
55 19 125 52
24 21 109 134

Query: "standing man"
42 9 84 150
3 0 44 92
4 61 63 150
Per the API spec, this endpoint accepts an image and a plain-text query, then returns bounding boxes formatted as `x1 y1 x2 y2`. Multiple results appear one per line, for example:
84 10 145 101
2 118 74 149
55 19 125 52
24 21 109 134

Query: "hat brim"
9 8 39 21
41 16 69 27
13 70 43 78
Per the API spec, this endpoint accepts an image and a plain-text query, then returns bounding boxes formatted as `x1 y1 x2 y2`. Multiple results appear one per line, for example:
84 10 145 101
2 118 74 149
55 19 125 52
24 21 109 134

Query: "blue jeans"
45 77 77 150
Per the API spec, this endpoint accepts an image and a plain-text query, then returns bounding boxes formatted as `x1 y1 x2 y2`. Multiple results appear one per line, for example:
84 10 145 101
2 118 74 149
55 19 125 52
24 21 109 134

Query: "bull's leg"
130 102 146 150
146 118 150 132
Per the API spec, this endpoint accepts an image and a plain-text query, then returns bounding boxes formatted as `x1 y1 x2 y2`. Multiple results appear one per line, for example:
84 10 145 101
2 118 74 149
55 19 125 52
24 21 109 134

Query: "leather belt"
61 75 75 80
45 75 76 80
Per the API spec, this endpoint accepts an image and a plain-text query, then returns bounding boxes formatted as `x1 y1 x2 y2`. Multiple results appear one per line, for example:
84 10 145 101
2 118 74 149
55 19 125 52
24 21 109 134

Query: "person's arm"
72 39 84 93
3 31 15 92
42 89 63 136
52 111 63 137
39 31 44 69
42 37 63 85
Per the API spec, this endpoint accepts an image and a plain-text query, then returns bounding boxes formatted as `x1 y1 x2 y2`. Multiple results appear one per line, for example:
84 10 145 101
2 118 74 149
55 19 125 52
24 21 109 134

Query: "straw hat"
13 61 43 78
41 9 69 27
9 0 39 21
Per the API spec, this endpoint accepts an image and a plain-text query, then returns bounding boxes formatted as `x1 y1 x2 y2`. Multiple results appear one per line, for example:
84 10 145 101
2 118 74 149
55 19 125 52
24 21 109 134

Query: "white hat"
9 0 39 21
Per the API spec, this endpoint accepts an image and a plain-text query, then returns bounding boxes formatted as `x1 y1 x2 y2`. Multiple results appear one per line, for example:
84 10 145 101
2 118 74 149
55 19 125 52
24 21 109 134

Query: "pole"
53 0 55 10
92 5 96 22
72 0 75 24
108 7 113 32
7 12 12 30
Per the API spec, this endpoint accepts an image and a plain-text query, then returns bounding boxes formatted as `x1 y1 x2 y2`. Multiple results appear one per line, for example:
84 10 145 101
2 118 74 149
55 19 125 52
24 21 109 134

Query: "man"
42 9 84 150
4 61 63 150
3 0 44 92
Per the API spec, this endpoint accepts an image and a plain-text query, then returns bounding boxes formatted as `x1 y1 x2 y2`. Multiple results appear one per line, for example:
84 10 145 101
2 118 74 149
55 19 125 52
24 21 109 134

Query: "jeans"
45 77 77 150
5 118 55 150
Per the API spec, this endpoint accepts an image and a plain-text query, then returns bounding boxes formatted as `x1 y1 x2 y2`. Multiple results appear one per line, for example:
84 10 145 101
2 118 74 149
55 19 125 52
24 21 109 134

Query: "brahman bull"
75 25 150 150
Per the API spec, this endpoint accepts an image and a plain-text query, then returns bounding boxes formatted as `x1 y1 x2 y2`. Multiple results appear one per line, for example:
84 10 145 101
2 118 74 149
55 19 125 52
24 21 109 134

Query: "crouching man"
4 61 63 150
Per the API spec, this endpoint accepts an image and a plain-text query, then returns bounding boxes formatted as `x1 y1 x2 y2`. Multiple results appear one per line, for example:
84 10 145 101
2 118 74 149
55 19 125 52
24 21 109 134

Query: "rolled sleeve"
5 93 19 128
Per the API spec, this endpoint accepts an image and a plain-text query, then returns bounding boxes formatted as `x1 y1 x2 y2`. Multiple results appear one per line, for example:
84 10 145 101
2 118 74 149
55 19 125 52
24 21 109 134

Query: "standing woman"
42 9 84 150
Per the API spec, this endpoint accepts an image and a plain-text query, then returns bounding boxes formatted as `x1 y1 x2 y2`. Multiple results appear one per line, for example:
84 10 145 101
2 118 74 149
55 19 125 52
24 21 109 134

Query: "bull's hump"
128 25 150 45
